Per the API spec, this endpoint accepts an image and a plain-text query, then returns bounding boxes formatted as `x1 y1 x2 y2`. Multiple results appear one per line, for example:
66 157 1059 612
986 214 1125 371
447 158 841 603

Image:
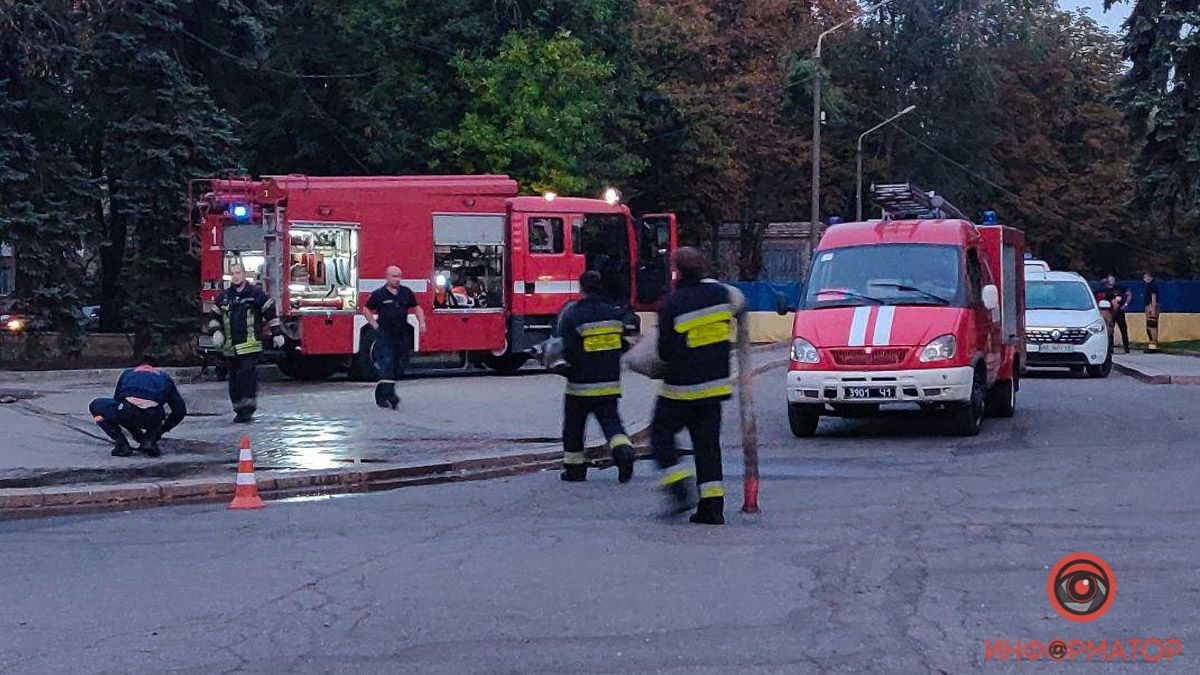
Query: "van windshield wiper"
869 282 950 305
811 289 884 305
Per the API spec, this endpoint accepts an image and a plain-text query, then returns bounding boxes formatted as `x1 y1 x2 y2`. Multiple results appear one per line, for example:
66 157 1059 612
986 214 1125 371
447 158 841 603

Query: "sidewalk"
1112 350 1200 385
0 345 790 511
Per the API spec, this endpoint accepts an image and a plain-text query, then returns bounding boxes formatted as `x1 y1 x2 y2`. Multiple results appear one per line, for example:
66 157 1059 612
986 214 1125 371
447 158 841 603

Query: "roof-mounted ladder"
870 182 968 221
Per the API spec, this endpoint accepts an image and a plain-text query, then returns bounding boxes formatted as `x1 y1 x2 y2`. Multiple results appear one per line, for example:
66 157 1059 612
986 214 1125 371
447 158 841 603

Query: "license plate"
1041 343 1075 353
844 386 895 399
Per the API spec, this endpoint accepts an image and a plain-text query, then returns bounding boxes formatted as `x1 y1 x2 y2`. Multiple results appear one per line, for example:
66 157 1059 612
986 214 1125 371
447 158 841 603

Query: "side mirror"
774 291 790 316
1098 300 1112 310
981 284 999 311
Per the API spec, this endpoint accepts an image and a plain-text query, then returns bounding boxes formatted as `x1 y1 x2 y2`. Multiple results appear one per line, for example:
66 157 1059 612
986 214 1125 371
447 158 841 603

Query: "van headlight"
1086 319 1106 334
791 337 819 364
919 334 957 362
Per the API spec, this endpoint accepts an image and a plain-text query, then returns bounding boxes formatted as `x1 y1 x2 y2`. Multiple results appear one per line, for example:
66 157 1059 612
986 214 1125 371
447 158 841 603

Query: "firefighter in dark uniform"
210 262 284 422
362 265 427 409
556 271 635 482
652 247 736 525
89 364 187 457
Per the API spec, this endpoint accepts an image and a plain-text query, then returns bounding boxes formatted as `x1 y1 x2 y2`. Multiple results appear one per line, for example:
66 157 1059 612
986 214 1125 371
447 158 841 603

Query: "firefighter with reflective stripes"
556 271 635 482
652 247 741 525
208 263 284 422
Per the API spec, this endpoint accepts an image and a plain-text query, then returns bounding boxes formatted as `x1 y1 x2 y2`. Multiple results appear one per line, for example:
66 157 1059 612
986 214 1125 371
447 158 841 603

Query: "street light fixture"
811 5 878 267
808 3 886 265
856 104 917 221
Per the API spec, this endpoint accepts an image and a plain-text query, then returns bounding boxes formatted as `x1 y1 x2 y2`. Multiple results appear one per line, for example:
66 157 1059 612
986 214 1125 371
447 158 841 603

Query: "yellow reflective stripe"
566 381 621 397
578 320 623 336
661 468 693 486
233 341 262 355
583 333 622 352
674 304 733 333
609 434 632 448
660 380 732 401
699 481 724 499
685 321 730 348
563 451 586 465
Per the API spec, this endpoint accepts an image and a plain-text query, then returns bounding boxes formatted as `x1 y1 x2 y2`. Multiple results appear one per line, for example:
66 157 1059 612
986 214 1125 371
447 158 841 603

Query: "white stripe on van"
358 279 429 293
871 306 895 346
848 307 871 346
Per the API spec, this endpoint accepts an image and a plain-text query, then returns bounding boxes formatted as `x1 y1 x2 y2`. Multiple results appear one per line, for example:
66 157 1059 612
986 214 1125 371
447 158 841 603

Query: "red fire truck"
190 175 677 379
786 183 1025 437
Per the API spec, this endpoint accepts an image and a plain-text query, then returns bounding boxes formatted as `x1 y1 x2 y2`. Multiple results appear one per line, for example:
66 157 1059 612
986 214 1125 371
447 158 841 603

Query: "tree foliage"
1107 0 1200 276
0 0 1190 349
432 29 644 194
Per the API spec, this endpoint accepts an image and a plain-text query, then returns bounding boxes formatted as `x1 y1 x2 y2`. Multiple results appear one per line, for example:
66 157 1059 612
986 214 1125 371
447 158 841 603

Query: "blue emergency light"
980 210 997 225
1024 252 1033 260
231 204 250 221
828 216 843 226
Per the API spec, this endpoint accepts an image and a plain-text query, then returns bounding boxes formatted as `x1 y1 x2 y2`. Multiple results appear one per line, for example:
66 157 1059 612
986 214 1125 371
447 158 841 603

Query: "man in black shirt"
362 265 427 408
1098 274 1132 354
1143 271 1161 352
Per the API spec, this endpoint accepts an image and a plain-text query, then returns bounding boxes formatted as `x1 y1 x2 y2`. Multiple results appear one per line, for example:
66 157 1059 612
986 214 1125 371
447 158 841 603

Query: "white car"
1024 271 1112 377
1024 259 1050 275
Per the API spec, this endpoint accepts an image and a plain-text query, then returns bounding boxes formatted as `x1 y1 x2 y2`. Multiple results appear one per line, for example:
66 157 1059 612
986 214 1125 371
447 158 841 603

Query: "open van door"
633 213 676 311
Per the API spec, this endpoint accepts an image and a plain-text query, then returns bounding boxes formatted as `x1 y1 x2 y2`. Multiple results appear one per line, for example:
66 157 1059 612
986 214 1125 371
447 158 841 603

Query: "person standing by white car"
1024 271 1112 378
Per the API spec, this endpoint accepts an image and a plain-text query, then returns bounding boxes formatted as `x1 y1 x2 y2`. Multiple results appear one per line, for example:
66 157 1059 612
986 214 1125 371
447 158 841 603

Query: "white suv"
1024 271 1111 377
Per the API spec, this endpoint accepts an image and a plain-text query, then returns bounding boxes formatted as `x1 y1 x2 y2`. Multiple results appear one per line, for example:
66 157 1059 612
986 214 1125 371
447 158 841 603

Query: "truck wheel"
788 404 821 438
481 351 530 374
349 328 380 382
985 376 1016 418
1086 352 1112 379
277 354 339 381
947 370 985 436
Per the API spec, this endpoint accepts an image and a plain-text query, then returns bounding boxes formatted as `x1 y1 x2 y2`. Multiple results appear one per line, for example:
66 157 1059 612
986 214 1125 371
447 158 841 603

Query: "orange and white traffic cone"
228 436 265 510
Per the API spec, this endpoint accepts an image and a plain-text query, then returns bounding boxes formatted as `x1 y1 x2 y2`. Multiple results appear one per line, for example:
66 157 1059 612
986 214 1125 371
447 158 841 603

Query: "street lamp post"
808 4 885 266
856 104 917 221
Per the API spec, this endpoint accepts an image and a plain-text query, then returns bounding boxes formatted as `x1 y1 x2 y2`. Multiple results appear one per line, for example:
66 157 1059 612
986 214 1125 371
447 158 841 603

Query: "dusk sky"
1059 0 1133 33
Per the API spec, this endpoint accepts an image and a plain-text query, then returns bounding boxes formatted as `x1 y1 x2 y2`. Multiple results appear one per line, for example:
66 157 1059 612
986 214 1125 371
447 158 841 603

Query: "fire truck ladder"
870 182 968 221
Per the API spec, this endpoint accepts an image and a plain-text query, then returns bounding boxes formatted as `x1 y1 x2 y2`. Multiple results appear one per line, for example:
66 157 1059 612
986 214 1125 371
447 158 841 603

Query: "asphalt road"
2 369 1197 673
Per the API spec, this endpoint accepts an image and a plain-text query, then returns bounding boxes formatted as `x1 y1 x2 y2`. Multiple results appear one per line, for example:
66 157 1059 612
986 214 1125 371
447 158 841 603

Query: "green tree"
1107 0 1200 276
432 29 644 194
73 1 250 348
0 1 93 351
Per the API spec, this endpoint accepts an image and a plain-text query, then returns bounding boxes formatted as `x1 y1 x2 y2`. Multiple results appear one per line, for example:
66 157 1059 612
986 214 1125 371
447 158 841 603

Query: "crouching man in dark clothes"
89 364 187 457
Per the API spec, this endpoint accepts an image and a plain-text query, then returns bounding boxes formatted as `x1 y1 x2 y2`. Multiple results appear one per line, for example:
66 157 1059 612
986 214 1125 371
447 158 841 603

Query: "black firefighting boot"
233 399 256 424
612 442 635 484
659 469 695 517
138 426 163 458
560 463 587 482
98 422 133 457
375 382 388 408
689 497 725 525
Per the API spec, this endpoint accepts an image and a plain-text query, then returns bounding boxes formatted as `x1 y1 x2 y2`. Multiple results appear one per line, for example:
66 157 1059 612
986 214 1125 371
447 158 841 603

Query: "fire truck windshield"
804 244 963 309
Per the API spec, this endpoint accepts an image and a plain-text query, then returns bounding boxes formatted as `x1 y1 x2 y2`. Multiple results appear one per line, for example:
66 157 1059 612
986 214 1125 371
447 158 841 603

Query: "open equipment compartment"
286 222 359 313
431 213 505 311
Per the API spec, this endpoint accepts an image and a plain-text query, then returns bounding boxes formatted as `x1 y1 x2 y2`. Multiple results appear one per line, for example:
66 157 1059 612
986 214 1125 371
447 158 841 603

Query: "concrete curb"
1 357 792 516
1111 361 1200 385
